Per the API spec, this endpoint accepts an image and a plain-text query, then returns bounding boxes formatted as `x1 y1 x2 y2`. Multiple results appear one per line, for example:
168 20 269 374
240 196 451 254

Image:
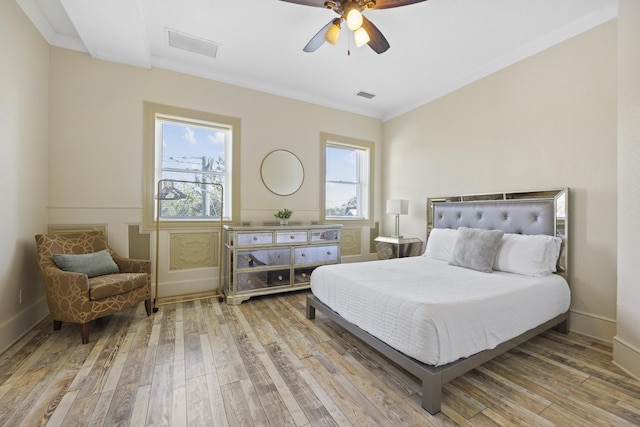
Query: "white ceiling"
17 0 617 120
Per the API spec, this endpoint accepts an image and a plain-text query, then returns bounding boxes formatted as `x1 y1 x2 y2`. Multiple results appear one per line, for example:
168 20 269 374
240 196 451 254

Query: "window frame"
320 132 375 227
143 102 241 230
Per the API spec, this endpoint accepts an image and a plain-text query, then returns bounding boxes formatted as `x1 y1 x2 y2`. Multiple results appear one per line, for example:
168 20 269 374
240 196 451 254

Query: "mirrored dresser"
222 224 342 304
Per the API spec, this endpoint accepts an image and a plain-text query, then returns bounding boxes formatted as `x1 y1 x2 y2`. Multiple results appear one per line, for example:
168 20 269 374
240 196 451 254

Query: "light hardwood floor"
1 291 639 426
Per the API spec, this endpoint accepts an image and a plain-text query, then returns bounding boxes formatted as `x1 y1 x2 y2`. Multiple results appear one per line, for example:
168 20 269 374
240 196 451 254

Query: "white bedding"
311 256 570 366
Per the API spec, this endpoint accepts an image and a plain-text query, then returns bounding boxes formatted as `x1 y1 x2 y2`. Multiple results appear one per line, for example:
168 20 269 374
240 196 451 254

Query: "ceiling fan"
280 0 427 54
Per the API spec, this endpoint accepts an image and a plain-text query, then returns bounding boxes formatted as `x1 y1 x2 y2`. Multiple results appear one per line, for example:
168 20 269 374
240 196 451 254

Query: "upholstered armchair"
35 231 152 344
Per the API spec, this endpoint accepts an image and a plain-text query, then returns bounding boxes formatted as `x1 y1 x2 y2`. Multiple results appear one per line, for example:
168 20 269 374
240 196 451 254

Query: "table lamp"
386 199 409 238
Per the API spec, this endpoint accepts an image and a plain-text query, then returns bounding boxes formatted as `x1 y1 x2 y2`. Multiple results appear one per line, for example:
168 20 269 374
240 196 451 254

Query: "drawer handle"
253 236 258 241
326 251 332 255
278 275 283 280
247 279 252 284
290 235 295 239
302 273 307 278
301 253 306 257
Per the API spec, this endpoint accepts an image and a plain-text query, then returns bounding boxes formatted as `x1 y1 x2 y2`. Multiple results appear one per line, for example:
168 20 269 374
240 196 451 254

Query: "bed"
306 189 570 415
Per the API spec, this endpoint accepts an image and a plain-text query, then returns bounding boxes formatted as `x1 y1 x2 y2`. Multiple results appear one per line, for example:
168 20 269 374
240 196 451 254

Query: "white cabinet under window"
222 224 341 304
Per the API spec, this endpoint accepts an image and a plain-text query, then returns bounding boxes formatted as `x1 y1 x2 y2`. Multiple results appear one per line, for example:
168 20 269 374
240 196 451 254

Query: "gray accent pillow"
52 249 119 278
449 227 505 273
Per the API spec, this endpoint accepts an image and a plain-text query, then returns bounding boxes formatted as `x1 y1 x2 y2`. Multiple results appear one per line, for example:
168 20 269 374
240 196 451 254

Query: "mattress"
311 256 570 366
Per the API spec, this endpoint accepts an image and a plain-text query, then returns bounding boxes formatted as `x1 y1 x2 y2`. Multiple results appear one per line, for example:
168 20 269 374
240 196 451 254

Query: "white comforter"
311 256 570 366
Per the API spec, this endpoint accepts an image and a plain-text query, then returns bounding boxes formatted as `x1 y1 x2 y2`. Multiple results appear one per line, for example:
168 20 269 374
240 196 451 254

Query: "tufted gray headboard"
427 189 569 280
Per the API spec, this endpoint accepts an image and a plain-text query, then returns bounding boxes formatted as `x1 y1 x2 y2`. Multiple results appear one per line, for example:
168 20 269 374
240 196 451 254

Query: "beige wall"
382 21 618 341
0 1 50 352
615 0 640 378
48 50 382 223
47 47 382 296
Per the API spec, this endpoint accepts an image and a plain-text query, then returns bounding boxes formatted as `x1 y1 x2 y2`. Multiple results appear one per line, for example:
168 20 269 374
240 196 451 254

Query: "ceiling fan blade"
370 0 427 10
361 17 390 54
279 0 328 7
303 20 334 52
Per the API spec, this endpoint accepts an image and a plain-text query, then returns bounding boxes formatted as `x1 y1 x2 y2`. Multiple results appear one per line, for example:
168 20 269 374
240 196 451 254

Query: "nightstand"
374 236 423 259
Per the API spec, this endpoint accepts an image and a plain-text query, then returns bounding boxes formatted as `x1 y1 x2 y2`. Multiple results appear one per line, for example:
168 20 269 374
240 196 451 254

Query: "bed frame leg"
306 299 316 319
554 317 570 334
421 375 442 415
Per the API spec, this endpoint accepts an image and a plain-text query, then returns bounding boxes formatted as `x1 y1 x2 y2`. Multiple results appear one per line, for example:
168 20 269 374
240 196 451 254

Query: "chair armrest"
42 267 90 294
40 267 91 321
112 255 151 274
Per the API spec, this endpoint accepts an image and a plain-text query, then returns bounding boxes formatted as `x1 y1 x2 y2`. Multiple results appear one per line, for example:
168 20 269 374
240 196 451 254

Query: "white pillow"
493 233 562 276
424 228 458 261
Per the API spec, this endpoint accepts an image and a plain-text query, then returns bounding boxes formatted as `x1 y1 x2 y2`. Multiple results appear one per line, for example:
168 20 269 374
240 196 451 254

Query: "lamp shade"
346 9 363 31
386 199 409 215
354 27 370 47
324 19 341 44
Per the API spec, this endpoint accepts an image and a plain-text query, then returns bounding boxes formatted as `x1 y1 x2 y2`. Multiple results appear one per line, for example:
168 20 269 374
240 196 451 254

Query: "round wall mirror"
261 150 304 196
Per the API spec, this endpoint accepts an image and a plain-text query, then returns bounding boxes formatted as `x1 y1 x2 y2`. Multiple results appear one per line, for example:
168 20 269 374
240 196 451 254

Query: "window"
321 132 374 225
157 118 228 219
143 102 240 230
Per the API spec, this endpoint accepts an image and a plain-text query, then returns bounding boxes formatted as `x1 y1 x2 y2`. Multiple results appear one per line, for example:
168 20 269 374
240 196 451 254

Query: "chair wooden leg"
53 320 62 331
80 323 90 344
145 299 152 316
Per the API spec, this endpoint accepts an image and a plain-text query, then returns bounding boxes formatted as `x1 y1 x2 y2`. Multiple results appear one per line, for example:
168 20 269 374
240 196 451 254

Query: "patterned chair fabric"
35 231 152 344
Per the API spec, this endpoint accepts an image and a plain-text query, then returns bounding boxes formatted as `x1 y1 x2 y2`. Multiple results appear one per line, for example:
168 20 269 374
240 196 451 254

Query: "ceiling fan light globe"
324 23 341 44
346 9 363 30
354 27 370 47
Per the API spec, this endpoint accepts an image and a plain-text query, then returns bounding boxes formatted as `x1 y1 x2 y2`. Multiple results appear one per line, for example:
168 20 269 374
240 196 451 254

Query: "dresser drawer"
236 248 290 269
293 267 316 284
311 229 340 242
294 245 339 264
276 231 308 244
237 269 290 292
237 232 273 246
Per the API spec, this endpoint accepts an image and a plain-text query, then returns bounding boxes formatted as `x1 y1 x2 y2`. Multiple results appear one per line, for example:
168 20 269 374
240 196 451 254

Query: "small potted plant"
274 208 293 226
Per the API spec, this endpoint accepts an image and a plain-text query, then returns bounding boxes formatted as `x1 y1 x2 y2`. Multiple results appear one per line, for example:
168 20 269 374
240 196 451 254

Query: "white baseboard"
342 253 379 263
155 278 221 300
613 337 640 380
0 297 49 355
569 309 617 342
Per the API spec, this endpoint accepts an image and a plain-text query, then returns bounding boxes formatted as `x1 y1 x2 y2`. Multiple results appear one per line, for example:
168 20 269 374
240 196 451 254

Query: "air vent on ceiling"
167 29 219 59
356 91 376 99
